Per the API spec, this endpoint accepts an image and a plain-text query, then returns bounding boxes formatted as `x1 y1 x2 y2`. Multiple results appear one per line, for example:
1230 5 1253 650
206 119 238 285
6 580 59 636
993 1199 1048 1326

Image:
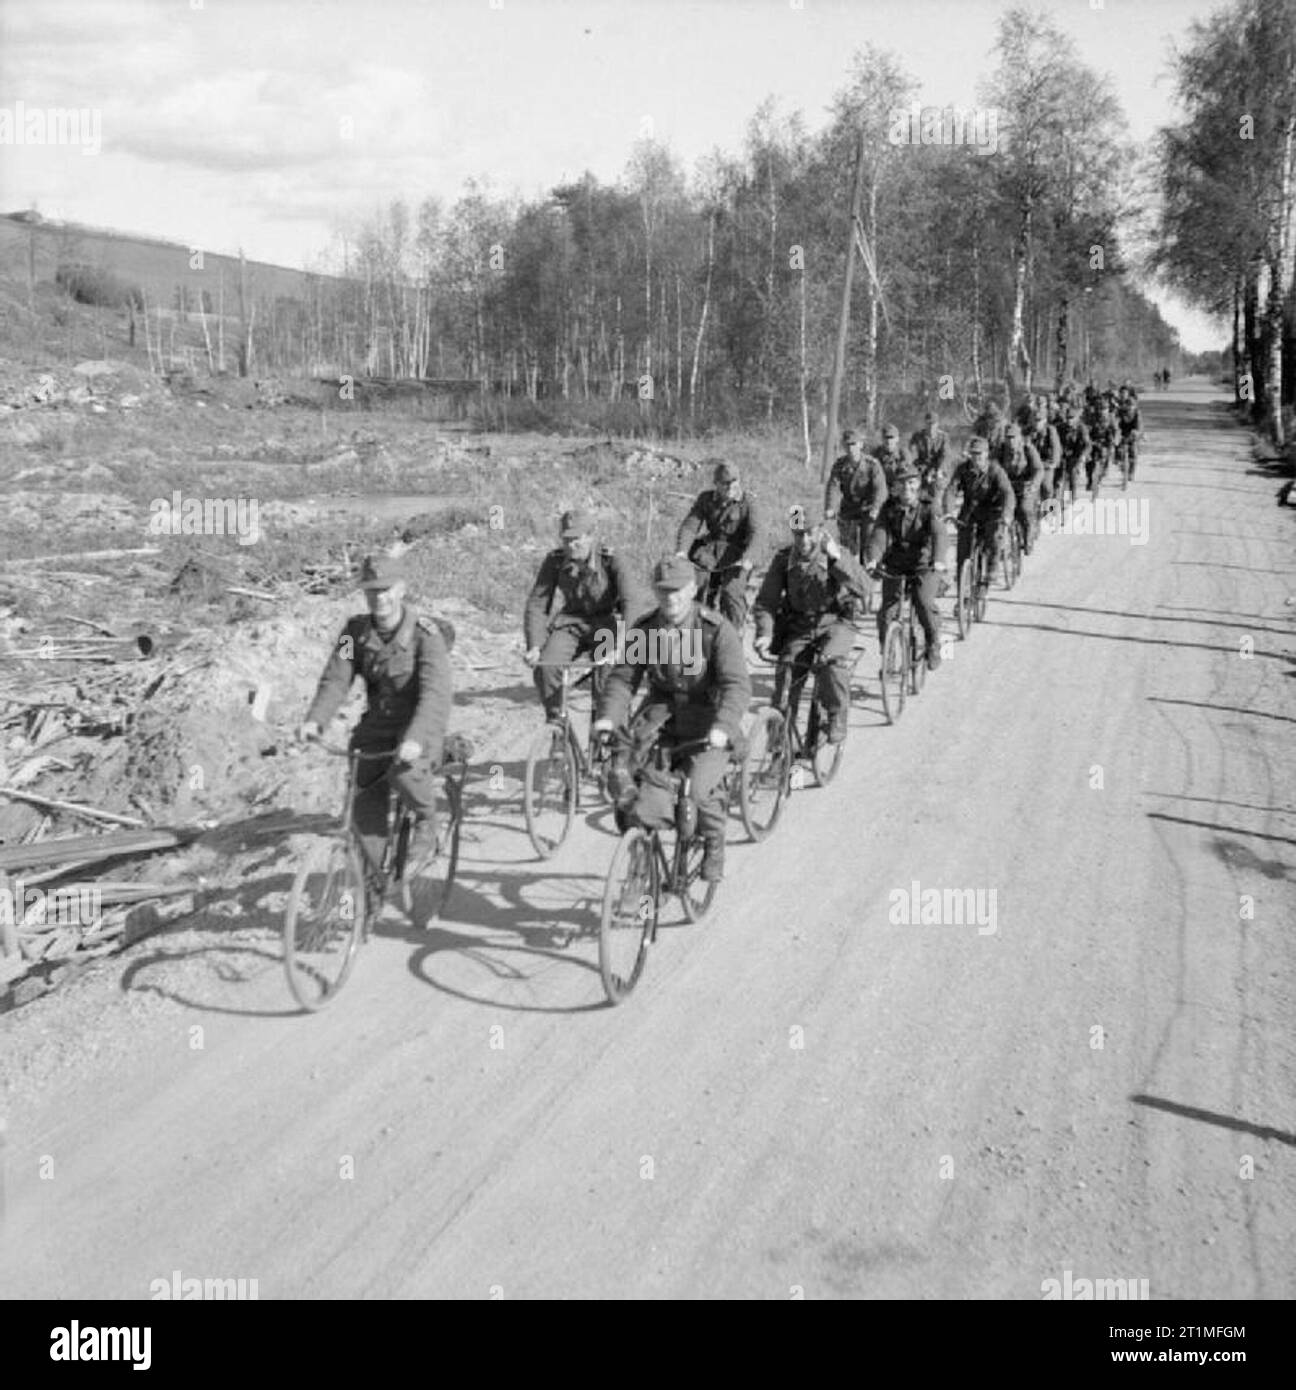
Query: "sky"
0 0 1230 350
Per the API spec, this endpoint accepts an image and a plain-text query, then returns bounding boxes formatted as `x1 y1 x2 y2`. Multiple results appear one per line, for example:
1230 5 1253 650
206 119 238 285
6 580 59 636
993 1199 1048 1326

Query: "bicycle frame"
537 659 612 786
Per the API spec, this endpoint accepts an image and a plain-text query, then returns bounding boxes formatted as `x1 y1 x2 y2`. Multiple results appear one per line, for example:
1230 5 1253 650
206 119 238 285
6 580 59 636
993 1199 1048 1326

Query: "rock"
81 461 114 483
72 359 121 378
119 394 142 409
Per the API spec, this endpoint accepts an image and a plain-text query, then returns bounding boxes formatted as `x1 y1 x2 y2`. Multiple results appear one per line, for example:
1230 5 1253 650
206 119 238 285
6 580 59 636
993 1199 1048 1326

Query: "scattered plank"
0 826 201 873
0 789 146 830
0 547 162 569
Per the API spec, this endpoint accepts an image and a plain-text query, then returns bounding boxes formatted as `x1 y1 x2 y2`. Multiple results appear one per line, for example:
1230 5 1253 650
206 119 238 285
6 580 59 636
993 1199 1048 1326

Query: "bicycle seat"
441 732 475 766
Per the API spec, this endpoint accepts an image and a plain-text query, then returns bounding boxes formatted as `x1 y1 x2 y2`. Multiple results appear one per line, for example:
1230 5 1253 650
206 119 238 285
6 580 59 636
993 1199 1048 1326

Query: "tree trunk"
823 130 867 484
1007 201 1033 395
689 211 715 425
799 261 811 470
1055 297 1069 390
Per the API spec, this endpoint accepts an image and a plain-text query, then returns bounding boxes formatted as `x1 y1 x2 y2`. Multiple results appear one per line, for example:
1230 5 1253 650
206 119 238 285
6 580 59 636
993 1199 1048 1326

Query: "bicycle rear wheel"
400 776 462 925
910 618 927 695
808 697 845 785
956 558 973 640
679 834 720 922
283 837 366 1011
523 722 577 858
739 708 788 841
599 829 657 1004
879 623 907 724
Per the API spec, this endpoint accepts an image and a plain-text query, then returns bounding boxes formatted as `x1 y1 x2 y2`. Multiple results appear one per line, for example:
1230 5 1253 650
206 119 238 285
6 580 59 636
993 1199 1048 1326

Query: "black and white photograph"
0 0 1293 1328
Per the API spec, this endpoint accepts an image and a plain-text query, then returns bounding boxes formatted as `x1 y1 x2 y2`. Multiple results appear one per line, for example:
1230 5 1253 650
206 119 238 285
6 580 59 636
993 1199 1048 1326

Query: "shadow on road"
1130 1094 1296 1148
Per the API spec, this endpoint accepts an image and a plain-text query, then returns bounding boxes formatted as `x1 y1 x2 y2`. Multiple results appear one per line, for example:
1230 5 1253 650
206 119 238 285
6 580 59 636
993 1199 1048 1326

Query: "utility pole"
821 129 867 484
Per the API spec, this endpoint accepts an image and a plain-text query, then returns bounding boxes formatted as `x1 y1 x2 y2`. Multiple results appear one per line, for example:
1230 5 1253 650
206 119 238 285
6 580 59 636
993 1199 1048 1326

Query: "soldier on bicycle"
594 555 751 884
999 422 1044 556
523 507 650 722
1057 405 1091 503
1117 388 1142 481
675 461 761 630
824 426 888 563
872 423 910 485
941 436 1014 587
299 553 453 873
753 505 867 747
865 464 948 672
909 410 951 502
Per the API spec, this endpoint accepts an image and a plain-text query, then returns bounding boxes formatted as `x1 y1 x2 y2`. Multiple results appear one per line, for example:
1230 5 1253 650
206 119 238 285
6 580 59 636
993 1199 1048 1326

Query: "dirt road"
2 382 1293 1299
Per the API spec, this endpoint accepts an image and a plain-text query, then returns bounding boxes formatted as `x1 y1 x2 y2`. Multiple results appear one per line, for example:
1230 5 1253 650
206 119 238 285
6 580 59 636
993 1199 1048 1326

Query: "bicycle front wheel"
599 829 658 1004
879 623 907 724
739 708 788 840
283 837 366 1012
956 558 974 640
973 554 989 622
910 619 927 695
523 722 577 858
678 834 720 923
811 699 846 785
400 777 462 925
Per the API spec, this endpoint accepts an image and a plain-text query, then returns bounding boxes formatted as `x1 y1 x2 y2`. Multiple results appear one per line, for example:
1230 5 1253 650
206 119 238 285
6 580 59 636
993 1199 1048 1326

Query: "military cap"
652 554 697 590
713 461 739 484
560 507 596 537
882 424 899 439
357 553 406 589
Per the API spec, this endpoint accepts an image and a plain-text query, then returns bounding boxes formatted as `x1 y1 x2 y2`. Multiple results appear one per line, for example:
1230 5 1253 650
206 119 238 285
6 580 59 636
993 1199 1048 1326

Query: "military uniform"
1000 439 1044 554
1031 420 1062 502
524 544 650 718
1117 398 1141 479
1088 414 1119 489
823 450 888 560
1057 417 1091 500
305 605 453 870
675 488 761 629
598 601 750 865
865 492 947 659
941 458 1015 582
754 538 867 733
909 425 950 500
872 442 910 487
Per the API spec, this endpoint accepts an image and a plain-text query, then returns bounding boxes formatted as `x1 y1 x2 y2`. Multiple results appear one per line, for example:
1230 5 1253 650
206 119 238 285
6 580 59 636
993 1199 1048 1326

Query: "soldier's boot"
697 801 726 882
406 812 442 875
820 663 850 743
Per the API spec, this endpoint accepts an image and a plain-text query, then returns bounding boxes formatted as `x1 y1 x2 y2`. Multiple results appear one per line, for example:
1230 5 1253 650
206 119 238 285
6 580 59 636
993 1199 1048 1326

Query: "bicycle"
999 511 1022 589
873 565 937 723
522 659 613 858
744 636 852 835
691 560 751 628
282 739 469 1012
598 734 741 1004
1114 433 1136 489
948 516 992 640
